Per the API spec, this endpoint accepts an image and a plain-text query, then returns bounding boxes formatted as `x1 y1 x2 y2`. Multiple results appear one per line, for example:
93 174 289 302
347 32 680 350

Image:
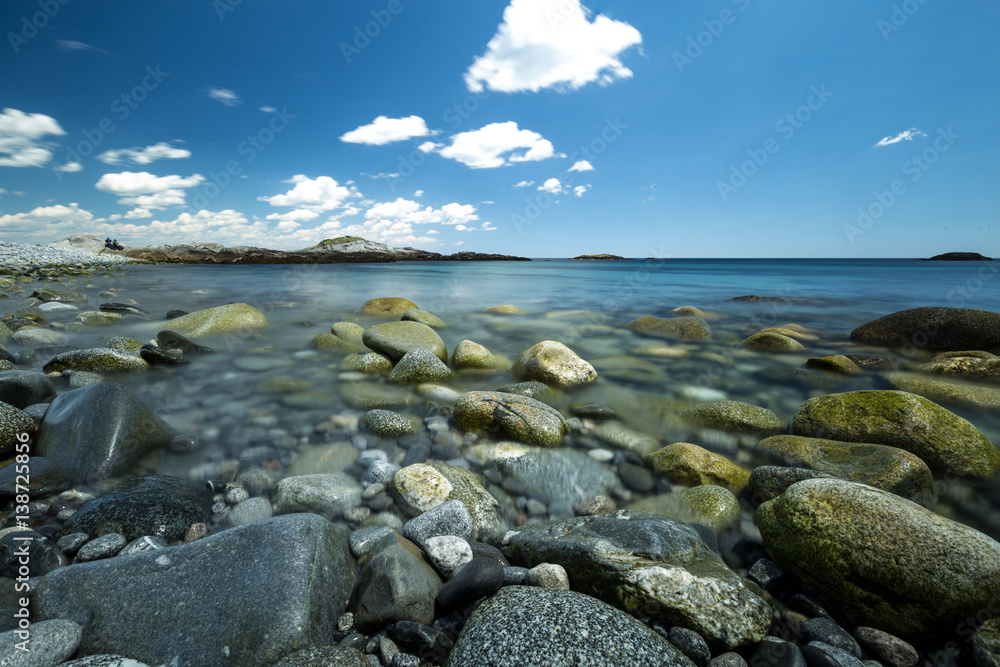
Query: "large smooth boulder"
35 383 176 483
154 303 269 340
0 370 56 408
792 390 1000 479
358 297 418 316
754 435 935 504
362 321 447 362
447 586 696 667
757 478 1000 638
886 371 1000 410
503 511 773 651
627 316 711 340
43 348 149 374
510 341 597 388
850 307 1000 352
34 514 356 667
454 391 569 447
350 532 442 632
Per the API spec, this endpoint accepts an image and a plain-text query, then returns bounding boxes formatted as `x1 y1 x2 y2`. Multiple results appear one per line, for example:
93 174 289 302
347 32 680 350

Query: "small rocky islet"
1 248 1000 666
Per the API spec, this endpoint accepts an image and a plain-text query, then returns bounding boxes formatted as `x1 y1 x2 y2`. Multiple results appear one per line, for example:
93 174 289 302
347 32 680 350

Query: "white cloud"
568 160 594 172
260 106 277 113
418 141 442 153
465 0 642 93
95 171 205 210
439 121 556 169
538 178 563 195
414 190 424 197
207 87 241 106
0 108 66 167
340 116 430 146
97 141 191 165
56 40 108 54
573 185 589 197
322 218 439 248
259 175 360 213
364 198 480 227
874 128 926 148
0 203 93 235
265 208 320 223
514 180 534 188
55 161 83 173
124 207 152 219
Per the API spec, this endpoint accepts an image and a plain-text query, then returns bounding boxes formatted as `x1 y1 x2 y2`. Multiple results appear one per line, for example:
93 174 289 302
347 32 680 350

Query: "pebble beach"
2 244 1000 667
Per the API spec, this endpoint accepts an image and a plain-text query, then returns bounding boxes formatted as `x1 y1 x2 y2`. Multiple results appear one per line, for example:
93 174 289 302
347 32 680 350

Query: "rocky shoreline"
1 258 1000 666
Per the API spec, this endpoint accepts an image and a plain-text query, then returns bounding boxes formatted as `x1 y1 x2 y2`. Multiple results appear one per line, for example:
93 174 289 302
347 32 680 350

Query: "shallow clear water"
57 258 1000 538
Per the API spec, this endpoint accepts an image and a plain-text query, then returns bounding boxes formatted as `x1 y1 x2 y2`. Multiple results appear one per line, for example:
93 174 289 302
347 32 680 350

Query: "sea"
65 257 1000 537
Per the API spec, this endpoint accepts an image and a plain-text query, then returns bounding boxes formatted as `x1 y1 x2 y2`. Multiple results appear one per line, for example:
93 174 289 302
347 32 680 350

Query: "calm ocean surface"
80 258 1000 536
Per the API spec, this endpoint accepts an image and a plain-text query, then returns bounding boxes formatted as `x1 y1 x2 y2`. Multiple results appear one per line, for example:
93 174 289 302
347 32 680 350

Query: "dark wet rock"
74 533 127 562
973 618 1000 667
59 654 153 666
156 330 213 353
922 355 1000 383
272 473 361 520
139 343 190 366
800 617 862 659
757 478 1000 638
22 403 47 425
0 370 56 408
844 354 890 369
31 288 88 303
850 307 1000 352
0 402 36 457
0 457 69 498
99 302 148 316
754 435 935 504
571 402 616 419
748 557 785 591
389 621 453 664
164 309 188 320
56 532 89 555
747 466 835 504
618 462 656 492
35 514 356 667
853 626 919 667
362 321 447 362
350 532 443 632
401 499 472 549
272 646 369 667
447 586 696 667
0 530 68 577
43 348 149 374
669 626 711 666
436 556 504 608
627 315 712 340
60 475 210 542
791 390 1000 479
453 390 569 447
710 653 748 667
800 641 864 667
750 636 807 667
503 510 772 651
0 618 82 665
35 382 176 483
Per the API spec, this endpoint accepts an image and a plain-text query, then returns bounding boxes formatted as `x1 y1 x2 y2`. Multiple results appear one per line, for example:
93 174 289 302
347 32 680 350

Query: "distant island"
569 253 626 260
919 252 994 261
50 235 530 264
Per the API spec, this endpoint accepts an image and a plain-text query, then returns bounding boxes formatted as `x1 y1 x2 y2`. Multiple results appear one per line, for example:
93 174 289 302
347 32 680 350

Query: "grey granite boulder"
35 382 176 483
757 478 1000 638
454 391 569 447
362 321 447 362
60 476 210 542
791 390 1000 479
34 514 356 667
447 585 696 667
510 340 597 388
42 348 149 374
0 370 56 408
388 347 452 384
502 510 772 651
0 618 82 666
272 473 362 520
0 402 35 457
850 307 1000 351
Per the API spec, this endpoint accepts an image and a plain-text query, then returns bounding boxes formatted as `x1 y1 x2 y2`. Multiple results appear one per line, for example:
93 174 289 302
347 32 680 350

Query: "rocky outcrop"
920 252 994 261
570 254 626 260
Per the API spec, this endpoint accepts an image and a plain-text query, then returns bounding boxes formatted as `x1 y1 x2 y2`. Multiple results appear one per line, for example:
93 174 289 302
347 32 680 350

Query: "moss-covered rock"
400 308 446 329
754 435 935 504
850 307 1000 351
921 356 1000 383
627 316 711 340
339 382 415 409
390 462 503 540
647 442 751 492
156 303 268 340
629 486 741 532
362 321 447 362
885 372 1000 409
484 305 525 315
30 288 88 304
43 348 149 374
338 352 393 375
806 355 862 375
743 331 805 352
592 421 660 457
105 337 145 353
359 409 421 437
680 400 784 435
310 333 365 355
792 390 1000 479
357 297 418 316
330 321 366 347
454 391 568 447
757 478 1000 638
510 340 597 389
452 339 499 371
746 466 834 504
76 311 123 326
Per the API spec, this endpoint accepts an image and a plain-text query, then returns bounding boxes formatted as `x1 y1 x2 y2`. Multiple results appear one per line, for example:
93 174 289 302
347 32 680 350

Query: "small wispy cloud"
568 160 594 172
260 106 277 113
874 127 925 148
56 40 109 54
207 87 241 107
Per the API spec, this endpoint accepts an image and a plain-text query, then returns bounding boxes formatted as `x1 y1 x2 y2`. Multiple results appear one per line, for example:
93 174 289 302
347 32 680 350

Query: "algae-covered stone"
510 340 597 389
503 510 772 651
454 391 568 447
338 352 393 374
330 321 366 346
743 331 805 352
755 435 935 504
806 355 862 374
11 328 70 346
31 288 88 303
681 400 784 435
401 308 446 329
311 333 365 355
495 381 555 401
362 321 447 362
672 306 707 317
155 303 268 339
358 297 418 316
360 409 420 437
387 347 452 384
627 316 711 340
484 305 525 315
592 421 660 457
43 348 149 374
448 586 696 667
886 371 1000 410
452 339 499 370
105 337 145 353
922 356 1000 383
757 478 1000 638
628 486 741 532
647 442 751 492
340 382 414 409
746 466 835 504
792 390 1000 479
850 307 1000 351
391 462 503 540
77 311 123 326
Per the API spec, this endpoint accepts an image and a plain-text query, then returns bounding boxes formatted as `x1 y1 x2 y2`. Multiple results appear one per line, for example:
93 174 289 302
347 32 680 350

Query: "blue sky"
0 0 996 257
